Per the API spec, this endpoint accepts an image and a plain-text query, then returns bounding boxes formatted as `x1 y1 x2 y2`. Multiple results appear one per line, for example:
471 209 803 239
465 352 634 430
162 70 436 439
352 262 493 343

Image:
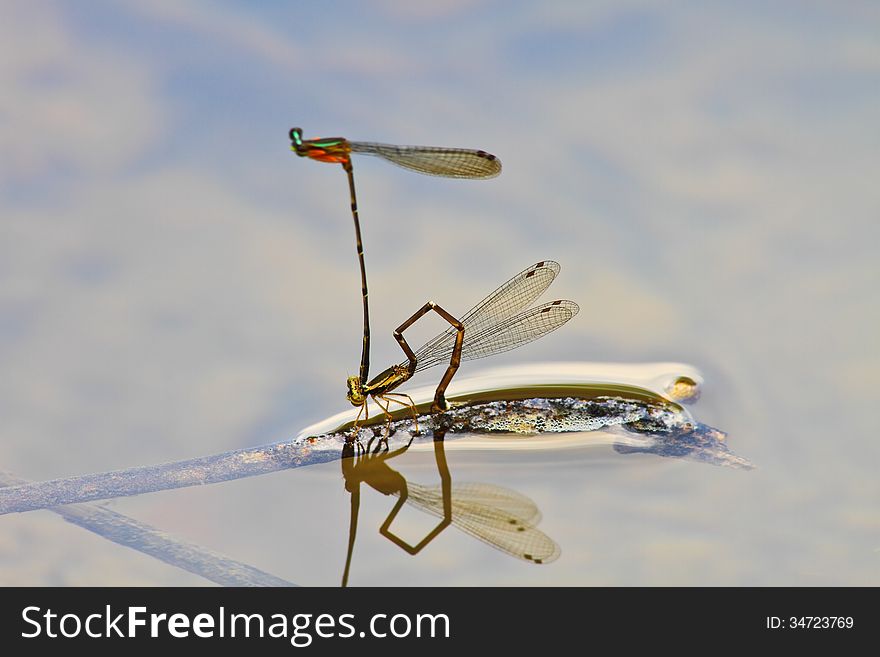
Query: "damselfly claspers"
289 127 501 395
345 261 578 434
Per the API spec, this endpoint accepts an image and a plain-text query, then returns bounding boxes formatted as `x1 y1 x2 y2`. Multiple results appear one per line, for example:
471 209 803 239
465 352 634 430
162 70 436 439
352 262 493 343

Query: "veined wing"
348 141 501 179
404 482 560 564
411 261 562 367
409 299 579 372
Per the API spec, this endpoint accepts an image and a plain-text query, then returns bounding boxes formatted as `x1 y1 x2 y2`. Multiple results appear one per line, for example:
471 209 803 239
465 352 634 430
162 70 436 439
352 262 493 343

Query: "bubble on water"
666 376 701 403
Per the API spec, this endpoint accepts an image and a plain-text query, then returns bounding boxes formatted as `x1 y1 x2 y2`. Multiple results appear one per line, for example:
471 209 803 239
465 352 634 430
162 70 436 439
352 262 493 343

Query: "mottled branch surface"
0 396 749 517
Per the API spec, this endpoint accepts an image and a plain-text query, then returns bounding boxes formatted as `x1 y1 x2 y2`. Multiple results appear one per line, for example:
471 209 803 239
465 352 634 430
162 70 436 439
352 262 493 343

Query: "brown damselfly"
289 127 501 390
345 261 578 434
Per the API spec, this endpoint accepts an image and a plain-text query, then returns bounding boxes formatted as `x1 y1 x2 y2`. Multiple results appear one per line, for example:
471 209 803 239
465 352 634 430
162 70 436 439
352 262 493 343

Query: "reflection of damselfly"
341 431 559 587
345 261 579 431
289 128 501 391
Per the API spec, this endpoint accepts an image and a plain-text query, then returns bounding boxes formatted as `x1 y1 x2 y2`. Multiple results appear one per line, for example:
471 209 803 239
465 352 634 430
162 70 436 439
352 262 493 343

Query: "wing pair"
401 261 579 373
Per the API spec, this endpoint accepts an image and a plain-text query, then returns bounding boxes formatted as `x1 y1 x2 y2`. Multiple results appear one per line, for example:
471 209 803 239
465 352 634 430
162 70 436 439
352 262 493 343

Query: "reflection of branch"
0 471 296 587
0 394 749 517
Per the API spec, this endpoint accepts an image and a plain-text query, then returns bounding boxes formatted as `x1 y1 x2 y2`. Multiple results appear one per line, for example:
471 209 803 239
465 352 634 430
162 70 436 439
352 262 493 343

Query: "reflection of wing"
402 482 561 564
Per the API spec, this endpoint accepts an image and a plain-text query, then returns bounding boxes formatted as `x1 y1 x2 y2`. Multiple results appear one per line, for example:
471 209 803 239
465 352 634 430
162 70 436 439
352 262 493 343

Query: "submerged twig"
0 471 296 586
0 392 751 517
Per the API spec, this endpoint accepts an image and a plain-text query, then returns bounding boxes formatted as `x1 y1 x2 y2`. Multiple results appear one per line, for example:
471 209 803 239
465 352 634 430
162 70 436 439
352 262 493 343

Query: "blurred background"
1 0 878 585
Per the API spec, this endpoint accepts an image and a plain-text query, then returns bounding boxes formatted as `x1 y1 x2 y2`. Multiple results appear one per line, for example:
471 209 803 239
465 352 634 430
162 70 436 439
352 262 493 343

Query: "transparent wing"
348 141 501 179
404 482 561 564
409 261 561 369
409 299 579 372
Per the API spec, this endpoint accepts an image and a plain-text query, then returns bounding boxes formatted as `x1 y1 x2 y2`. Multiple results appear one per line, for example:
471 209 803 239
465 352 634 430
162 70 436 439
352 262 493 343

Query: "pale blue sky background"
1 1 878 585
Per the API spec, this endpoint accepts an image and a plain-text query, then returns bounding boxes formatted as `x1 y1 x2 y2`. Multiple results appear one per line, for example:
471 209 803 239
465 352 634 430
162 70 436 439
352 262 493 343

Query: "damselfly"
346 261 579 432
289 127 502 391
289 127 501 178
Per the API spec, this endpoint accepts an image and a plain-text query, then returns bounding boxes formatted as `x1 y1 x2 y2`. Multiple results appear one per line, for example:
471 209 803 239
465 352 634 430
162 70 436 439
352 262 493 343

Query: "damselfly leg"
349 300 464 439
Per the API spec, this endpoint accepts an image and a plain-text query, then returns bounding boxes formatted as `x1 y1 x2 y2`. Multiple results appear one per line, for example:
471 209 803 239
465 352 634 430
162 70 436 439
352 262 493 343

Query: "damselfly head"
289 127 306 156
346 376 366 406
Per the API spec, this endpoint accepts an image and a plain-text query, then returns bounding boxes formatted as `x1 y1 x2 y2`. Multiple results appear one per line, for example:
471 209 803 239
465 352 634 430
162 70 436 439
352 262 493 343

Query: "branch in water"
0 471 296 587
0 395 750 517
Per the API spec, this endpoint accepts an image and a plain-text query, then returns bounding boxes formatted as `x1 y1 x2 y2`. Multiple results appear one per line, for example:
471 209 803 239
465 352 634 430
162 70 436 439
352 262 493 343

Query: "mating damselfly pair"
290 128 577 436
